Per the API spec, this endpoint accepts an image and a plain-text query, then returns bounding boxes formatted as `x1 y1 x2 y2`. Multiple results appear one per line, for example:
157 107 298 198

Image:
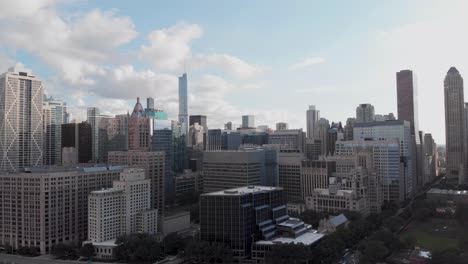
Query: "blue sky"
1 0 467 143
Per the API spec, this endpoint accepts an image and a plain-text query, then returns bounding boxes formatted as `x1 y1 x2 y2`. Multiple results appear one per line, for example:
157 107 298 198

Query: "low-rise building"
427 188 468 204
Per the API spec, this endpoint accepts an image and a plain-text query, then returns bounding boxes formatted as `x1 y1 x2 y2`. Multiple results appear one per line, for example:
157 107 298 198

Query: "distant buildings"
61 122 92 165
356 103 375 123
190 115 207 149
242 115 255 128
43 96 68 165
128 97 151 151
268 129 306 152
444 67 466 183
0 66 43 172
178 73 189 138
278 150 304 202
276 122 288 131
306 105 320 139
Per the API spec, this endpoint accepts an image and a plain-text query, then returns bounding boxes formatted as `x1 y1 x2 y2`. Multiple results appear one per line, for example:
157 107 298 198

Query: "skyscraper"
146 97 155 110
306 105 320 139
276 122 288 131
178 73 188 138
444 67 466 183
43 97 68 165
397 70 419 134
0 66 43 172
190 115 207 149
242 115 255 128
128 97 151 151
87 107 101 162
61 122 92 164
356 104 375 123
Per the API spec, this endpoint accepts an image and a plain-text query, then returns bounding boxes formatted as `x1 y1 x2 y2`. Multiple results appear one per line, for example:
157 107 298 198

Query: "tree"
163 232 186 255
382 216 405 232
79 243 95 260
299 210 328 228
414 207 432 221
115 233 162 262
17 246 40 257
401 235 416 249
362 240 389 262
370 230 402 252
51 243 76 258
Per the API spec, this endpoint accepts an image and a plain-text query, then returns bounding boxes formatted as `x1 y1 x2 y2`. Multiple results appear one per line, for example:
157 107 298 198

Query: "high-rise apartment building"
108 151 165 228
87 168 158 259
327 122 344 155
0 66 43 172
0 166 123 254
306 105 320 139
242 115 255 128
178 73 188 138
356 104 375 123
61 122 92 164
43 97 68 165
444 67 466 183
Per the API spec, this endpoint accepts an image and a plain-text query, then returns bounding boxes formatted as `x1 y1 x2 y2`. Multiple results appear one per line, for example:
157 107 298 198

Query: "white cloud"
0 0 56 18
191 54 267 79
289 57 325 71
140 23 203 71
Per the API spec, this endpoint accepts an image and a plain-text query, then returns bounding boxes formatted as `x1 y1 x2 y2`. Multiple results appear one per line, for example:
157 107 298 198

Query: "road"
0 254 120 264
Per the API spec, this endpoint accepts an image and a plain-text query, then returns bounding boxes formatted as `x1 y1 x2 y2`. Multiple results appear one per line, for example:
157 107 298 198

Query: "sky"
0 0 467 144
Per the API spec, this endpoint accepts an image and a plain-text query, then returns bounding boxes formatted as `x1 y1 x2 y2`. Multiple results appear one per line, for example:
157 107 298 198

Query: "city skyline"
1 1 468 144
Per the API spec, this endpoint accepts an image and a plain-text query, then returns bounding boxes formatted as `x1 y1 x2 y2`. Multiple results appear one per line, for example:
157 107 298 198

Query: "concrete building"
43 97 68 165
61 122 92 165
427 188 468 204
178 73 189 139
200 186 288 261
175 169 201 196
222 131 242 150
128 98 151 151
108 151 165 229
423 133 437 185
242 115 255 128
356 104 375 123
188 122 204 149
306 105 320 139
190 115 207 149
202 149 266 192
87 107 101 162
278 150 304 202
444 67 466 183
268 129 306 153
327 122 344 156
344 117 356 141
87 168 157 259
0 166 123 254
305 138 322 160
353 120 414 200
300 160 336 200
224 121 233 130
276 122 288 131
0 66 43 172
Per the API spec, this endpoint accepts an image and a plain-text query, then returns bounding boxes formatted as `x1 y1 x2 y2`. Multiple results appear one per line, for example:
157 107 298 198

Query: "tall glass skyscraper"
43 96 68 165
444 67 466 183
306 105 320 139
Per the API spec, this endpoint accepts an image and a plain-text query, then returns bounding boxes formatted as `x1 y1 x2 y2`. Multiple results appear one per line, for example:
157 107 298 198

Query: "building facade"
306 105 320 139
61 122 92 165
267 129 306 153
178 73 189 139
43 97 68 165
242 115 255 128
356 104 375 123
0 66 43 172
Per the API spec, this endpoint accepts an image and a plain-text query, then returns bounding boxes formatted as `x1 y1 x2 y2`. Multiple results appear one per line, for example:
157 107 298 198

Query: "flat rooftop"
203 186 281 196
255 231 324 246
428 188 468 195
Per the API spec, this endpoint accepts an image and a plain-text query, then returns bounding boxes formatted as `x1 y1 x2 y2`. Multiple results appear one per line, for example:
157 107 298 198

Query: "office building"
146 97 155 111
278 150 304 202
222 131 242 150
128 97 151 151
175 169 201 197
356 104 375 123
444 67 466 183
189 115 207 149
61 122 92 164
353 121 413 201
43 97 68 165
87 168 158 259
423 133 437 185
300 160 336 200
0 66 43 172
276 122 288 131
105 114 128 153
0 166 123 254
306 105 320 139
108 151 165 229
344 117 356 140
327 122 344 155
202 149 266 192
317 118 330 156
188 122 204 149
224 121 233 130
242 115 255 128
200 186 287 261
207 129 222 150
305 138 322 160
87 107 101 162
267 129 306 153
178 73 188 138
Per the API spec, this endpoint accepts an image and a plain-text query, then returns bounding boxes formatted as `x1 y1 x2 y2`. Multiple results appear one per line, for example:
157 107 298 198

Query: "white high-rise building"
306 105 320 139
0 66 43 172
87 168 157 259
356 104 375 123
43 96 68 165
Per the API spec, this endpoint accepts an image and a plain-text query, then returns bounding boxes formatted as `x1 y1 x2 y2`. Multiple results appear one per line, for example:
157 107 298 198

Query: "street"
0 254 120 264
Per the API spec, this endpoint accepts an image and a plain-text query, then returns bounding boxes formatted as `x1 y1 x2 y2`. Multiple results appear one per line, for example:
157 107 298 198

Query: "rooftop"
255 231 324 246
329 214 349 227
427 188 468 195
203 186 281 196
